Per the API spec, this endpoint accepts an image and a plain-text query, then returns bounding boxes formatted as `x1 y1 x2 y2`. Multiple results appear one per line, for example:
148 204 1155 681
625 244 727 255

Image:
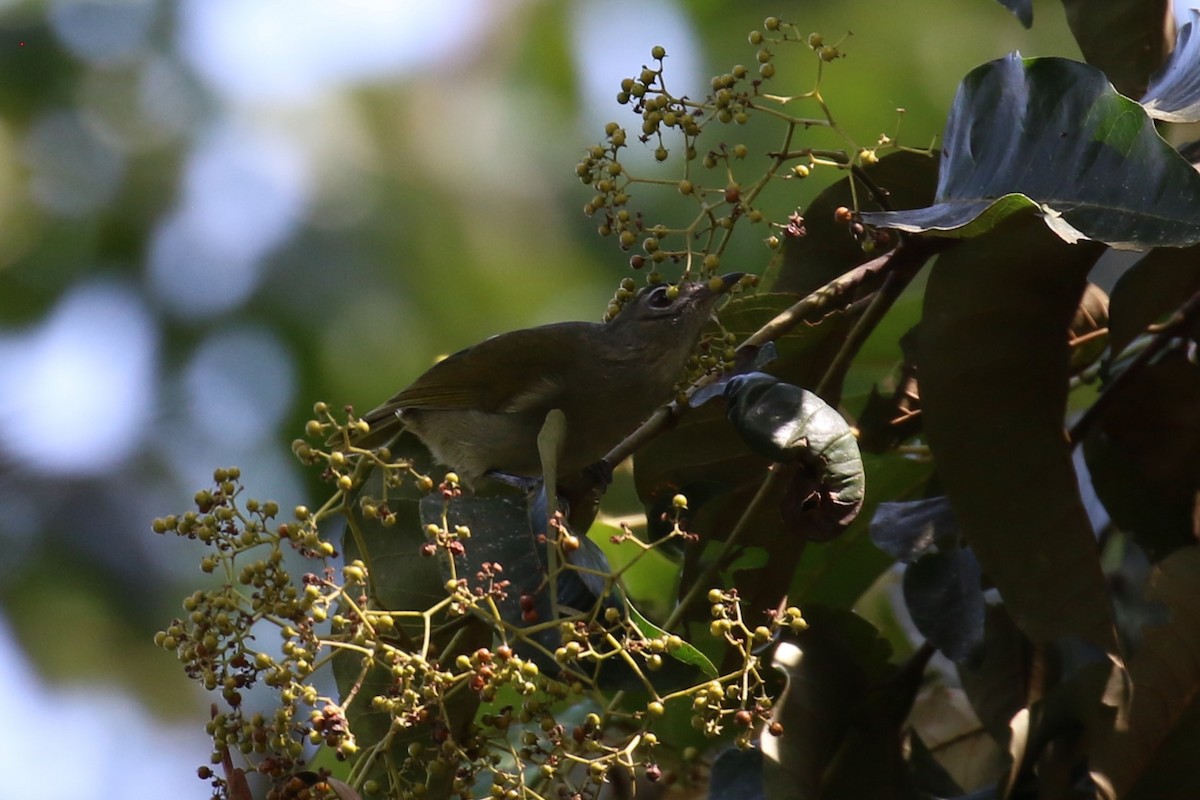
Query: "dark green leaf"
870 496 958 562
626 600 718 678
723 372 865 539
918 213 1117 649
903 549 986 662
861 55 1200 248
1061 0 1173 99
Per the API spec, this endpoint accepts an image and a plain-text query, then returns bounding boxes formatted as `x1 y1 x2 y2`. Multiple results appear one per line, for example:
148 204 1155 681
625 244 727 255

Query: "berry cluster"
156 414 808 800
153 467 357 799
575 19 866 285
578 16 926 327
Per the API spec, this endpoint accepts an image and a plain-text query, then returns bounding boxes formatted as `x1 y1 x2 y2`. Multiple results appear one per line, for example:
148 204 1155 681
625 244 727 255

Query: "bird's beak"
714 272 745 293
697 272 745 298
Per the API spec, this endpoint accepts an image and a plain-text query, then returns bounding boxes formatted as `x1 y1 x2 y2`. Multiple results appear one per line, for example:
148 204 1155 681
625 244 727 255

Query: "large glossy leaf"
918 213 1117 650
1060 0 1173 99
1092 546 1200 799
861 54 1200 249
1142 9 1200 122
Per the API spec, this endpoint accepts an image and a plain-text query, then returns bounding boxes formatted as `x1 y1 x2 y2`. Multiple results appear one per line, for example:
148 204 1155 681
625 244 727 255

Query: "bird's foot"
582 458 614 489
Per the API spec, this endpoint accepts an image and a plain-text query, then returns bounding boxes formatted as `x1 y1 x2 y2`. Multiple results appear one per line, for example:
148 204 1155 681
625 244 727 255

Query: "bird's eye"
648 286 673 308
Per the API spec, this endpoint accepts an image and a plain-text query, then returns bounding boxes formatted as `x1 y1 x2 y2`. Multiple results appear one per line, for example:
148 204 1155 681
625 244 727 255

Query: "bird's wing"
374 323 594 414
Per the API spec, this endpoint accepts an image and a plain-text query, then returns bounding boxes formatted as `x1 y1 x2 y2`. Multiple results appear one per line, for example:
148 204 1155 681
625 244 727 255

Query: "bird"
344 273 743 488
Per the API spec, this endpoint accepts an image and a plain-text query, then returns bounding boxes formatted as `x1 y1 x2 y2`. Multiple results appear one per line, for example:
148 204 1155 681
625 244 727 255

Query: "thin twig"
1068 285 1200 446
662 466 785 632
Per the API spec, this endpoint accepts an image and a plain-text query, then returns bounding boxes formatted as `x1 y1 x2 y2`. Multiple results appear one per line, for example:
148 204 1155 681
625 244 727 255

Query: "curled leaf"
723 372 865 539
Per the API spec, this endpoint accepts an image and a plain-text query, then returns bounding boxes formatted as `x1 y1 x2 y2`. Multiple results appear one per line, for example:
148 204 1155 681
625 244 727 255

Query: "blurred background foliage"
0 0 1079 796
